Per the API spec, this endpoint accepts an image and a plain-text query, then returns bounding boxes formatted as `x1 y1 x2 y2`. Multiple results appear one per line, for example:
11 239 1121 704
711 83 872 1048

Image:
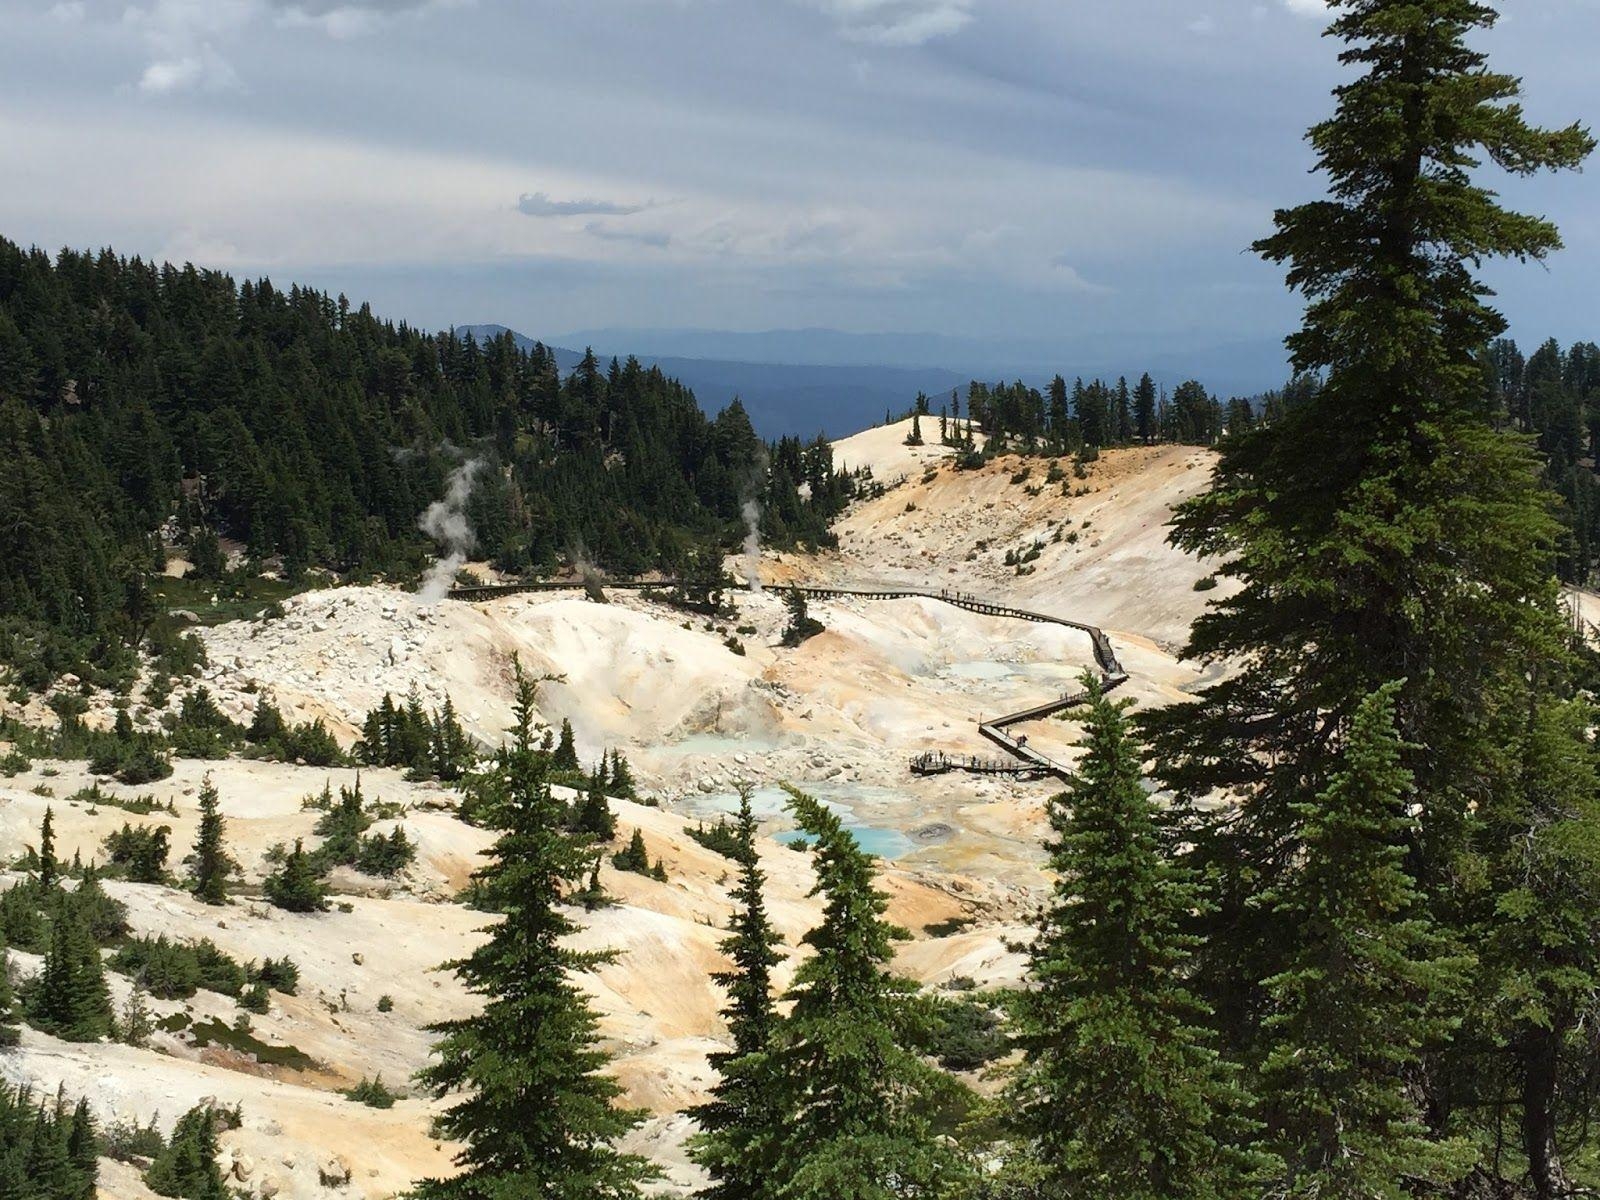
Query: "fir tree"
24 901 112 1042
1469 691 1600 1197
1141 4 1596 1185
1003 676 1265 1198
781 588 823 647
144 1104 229 1200
690 787 784 1200
607 750 637 800
415 666 653 1200
246 695 286 746
186 776 234 906
263 840 329 913
0 934 17 1048
553 718 581 772
65 1100 95 1200
1258 683 1473 1196
759 785 968 1198
1134 372 1157 444
573 775 617 842
37 807 58 892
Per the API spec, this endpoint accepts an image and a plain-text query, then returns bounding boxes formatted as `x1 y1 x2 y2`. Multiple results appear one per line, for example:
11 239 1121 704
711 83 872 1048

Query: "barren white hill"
0 423 1220 1198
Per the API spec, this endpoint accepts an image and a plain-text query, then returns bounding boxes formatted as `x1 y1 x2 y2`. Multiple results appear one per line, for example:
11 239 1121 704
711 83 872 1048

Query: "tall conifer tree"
186 777 233 906
415 666 652 1200
690 787 784 1200
759 786 968 1198
25 903 111 1042
1141 6 1597 1184
1004 677 1263 1198
1257 683 1473 1196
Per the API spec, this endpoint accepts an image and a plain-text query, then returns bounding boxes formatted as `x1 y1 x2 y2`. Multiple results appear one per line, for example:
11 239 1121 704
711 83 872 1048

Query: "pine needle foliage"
757 785 970 1199
690 786 785 1200
1257 682 1475 1196
414 664 654 1200
1140 3 1598 1188
1003 676 1266 1199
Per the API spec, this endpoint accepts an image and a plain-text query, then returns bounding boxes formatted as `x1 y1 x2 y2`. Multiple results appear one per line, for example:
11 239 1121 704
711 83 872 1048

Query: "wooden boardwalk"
447 579 1127 782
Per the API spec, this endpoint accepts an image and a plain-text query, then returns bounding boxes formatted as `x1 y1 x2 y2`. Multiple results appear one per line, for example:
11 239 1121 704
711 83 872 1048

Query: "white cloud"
1282 0 1330 17
66 0 461 92
802 0 976 46
517 192 649 218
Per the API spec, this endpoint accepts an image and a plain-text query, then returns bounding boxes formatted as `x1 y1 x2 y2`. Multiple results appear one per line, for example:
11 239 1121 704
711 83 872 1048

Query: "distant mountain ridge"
453 324 968 439
552 326 1296 397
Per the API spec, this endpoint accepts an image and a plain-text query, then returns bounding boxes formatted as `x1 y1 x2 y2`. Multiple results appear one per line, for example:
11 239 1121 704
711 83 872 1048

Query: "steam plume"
417 459 484 604
741 498 763 593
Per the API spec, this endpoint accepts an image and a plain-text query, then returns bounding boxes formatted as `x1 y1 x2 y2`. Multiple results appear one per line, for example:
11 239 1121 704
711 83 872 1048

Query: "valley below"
0 423 1226 1198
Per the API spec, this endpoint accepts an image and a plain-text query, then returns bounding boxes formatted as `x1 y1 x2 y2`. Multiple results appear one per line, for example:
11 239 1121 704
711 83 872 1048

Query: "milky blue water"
682 783 918 860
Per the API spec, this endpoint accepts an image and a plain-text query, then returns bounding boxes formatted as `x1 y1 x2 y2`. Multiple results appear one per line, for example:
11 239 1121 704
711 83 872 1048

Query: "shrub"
250 956 300 996
687 819 744 860
263 840 330 913
923 995 1008 1072
239 982 271 1014
342 1075 400 1109
102 822 171 884
103 1114 167 1164
355 827 416 877
110 936 248 1000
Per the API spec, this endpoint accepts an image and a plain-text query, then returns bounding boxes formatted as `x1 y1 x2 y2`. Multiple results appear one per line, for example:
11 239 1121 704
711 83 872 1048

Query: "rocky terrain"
0 421 1227 1197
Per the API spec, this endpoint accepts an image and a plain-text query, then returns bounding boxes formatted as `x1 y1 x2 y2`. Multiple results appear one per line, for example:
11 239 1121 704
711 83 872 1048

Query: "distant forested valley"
0 238 864 687
0 233 1595 695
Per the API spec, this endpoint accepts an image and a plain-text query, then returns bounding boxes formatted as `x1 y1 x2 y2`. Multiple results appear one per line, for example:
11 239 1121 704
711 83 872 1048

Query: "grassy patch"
150 574 314 627
186 1017 317 1071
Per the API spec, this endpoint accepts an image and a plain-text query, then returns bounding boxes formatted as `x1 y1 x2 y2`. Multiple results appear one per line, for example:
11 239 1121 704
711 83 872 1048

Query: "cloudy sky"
1 0 1594 365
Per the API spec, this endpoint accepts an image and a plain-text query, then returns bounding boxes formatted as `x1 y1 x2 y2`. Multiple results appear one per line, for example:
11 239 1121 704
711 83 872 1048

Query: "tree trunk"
1522 1028 1567 1200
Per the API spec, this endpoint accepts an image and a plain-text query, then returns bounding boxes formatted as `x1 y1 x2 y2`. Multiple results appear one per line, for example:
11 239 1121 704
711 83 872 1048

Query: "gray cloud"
584 222 671 249
518 192 649 219
4 0 1594 364
802 0 976 46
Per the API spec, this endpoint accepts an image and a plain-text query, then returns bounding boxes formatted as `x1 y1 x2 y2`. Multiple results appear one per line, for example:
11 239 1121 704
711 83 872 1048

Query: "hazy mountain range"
455 324 1294 439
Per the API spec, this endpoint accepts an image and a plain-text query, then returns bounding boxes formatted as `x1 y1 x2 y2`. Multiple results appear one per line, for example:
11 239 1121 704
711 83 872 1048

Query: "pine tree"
553 718 580 772
415 666 653 1200
37 807 57 891
1004 676 1264 1198
144 1104 228 1200
25 901 112 1042
1134 372 1157 444
1141 5 1596 1183
186 776 234 906
574 775 617 842
1258 683 1474 1195
607 750 637 800
759 785 968 1198
263 840 329 913
690 787 784 1200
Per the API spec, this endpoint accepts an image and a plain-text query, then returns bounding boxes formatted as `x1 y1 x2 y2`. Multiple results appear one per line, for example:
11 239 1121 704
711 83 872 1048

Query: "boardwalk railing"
447 579 1127 781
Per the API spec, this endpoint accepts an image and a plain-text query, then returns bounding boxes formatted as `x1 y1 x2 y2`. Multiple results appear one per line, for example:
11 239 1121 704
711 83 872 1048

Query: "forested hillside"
1490 338 1600 580
0 240 858 686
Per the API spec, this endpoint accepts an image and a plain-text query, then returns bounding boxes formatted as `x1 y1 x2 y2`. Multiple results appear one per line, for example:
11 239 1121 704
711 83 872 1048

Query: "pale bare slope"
0 421 1232 1197
807 418 1223 651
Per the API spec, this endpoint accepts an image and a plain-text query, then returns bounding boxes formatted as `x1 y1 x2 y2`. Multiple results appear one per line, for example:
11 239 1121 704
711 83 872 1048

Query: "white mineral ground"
0 420 1265 1197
